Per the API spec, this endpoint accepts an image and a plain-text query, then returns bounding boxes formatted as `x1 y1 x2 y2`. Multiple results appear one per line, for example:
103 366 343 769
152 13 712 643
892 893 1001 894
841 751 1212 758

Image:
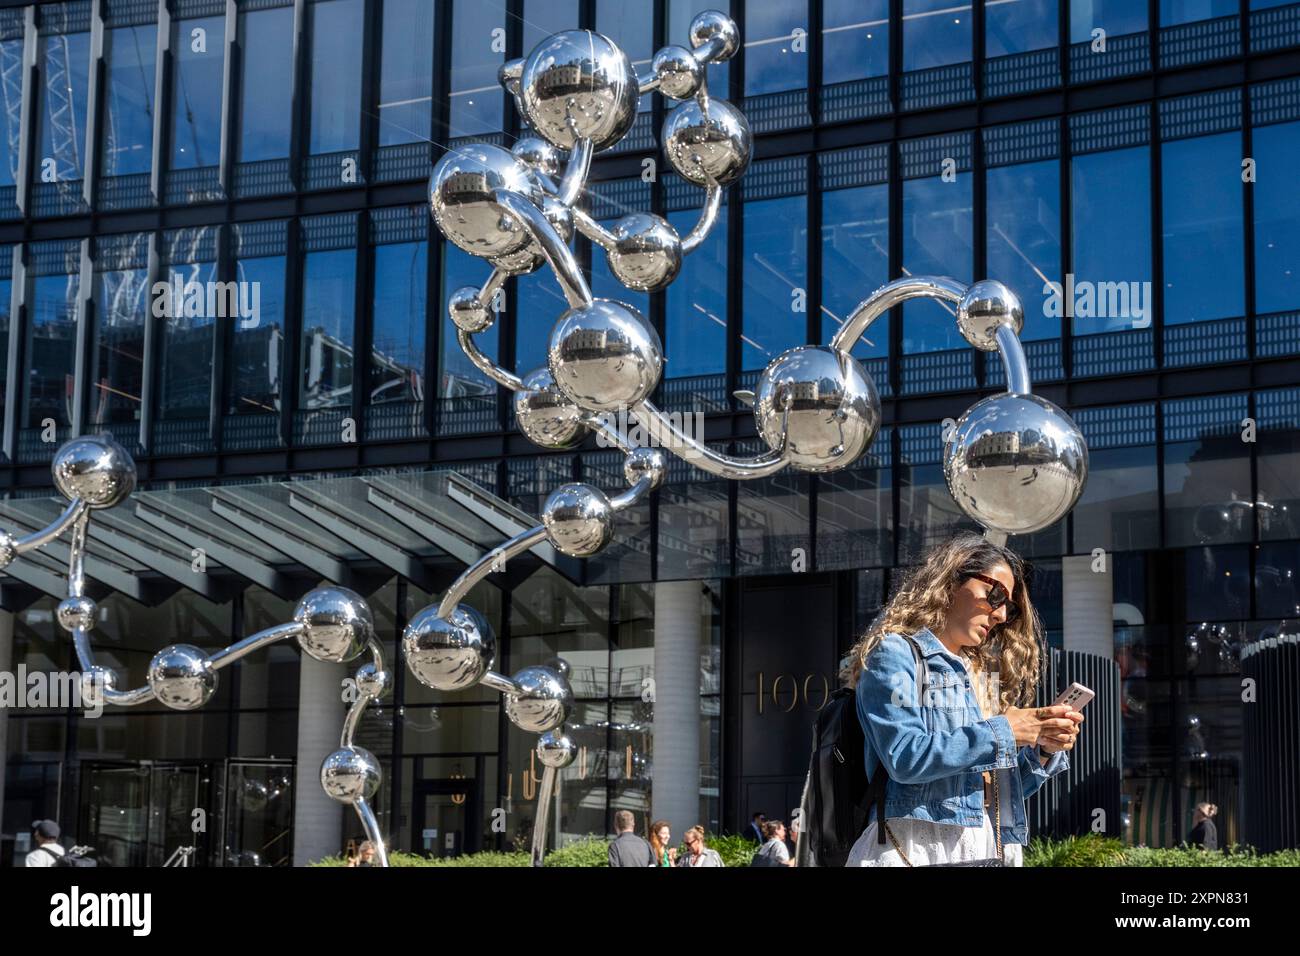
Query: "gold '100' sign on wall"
756 672 833 714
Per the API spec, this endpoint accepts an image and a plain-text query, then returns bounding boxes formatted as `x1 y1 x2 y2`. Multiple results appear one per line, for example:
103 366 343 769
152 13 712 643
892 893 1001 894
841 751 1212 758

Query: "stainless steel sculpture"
5 10 1087 869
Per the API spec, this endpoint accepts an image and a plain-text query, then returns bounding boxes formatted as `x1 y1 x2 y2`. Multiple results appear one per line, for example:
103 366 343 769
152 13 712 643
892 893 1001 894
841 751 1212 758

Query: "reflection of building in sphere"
970 431 1020 459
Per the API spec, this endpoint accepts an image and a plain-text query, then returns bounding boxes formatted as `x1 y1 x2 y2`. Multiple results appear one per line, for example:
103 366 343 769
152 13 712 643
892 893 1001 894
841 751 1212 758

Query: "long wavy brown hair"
841 532 1044 713
648 819 671 862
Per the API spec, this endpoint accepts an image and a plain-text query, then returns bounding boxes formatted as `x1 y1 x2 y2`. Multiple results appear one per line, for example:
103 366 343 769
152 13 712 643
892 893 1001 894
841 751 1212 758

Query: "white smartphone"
1052 682 1095 712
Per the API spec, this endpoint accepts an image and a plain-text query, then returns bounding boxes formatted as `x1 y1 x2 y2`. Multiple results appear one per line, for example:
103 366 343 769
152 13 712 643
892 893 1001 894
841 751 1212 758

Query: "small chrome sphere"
957 279 1024 352
294 586 374 664
662 96 752 187
548 299 664 412
428 143 544 259
51 435 137 509
504 665 574 734
403 603 496 692
754 346 881 473
320 746 382 805
520 30 639 151
515 367 589 450
56 595 97 633
623 446 667 490
689 10 740 60
537 730 579 769
448 286 493 334
653 44 704 99
943 393 1089 535
608 213 682 292
354 663 391 700
512 136 562 179
0 530 15 569
147 644 218 711
80 665 116 710
542 483 615 557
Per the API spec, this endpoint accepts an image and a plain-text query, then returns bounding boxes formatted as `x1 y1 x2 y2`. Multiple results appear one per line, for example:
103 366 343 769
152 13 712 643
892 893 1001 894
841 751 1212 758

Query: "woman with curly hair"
843 532 1084 866
648 820 676 867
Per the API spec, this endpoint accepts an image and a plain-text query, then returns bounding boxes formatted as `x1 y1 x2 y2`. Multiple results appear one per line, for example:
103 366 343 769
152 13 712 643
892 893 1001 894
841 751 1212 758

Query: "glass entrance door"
81 762 213 866
411 778 478 859
82 764 150 867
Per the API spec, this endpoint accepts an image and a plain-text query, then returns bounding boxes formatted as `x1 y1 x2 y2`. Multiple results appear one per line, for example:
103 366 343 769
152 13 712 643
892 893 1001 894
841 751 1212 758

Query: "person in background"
1188 803 1219 851
677 826 723 867
757 820 795 866
784 814 801 858
608 809 655 867
347 841 377 867
745 811 766 843
25 820 65 867
648 820 677 867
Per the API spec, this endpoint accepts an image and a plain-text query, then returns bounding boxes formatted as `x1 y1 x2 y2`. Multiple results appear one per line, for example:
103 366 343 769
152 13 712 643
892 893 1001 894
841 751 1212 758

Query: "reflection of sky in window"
597 0 654 111
669 0 728 93
665 206 727 378
37 32 91 181
100 25 157 178
1162 133 1243 325
230 256 286 415
309 0 364 154
1252 122 1300 314
91 267 147 425
1159 0 1238 25
742 195 807 371
901 174 971 353
903 0 971 71
238 6 294 162
822 0 889 84
986 0 1058 56
170 17 224 170
1069 0 1147 43
300 250 356 407
821 184 889 358
1070 147 1150 335
0 41 22 185
744 0 808 96
371 241 427 400
25 273 79 428
161 259 217 419
987 160 1060 341
378 0 434 146
515 269 568 374
440 244 498 396
450 1 506 138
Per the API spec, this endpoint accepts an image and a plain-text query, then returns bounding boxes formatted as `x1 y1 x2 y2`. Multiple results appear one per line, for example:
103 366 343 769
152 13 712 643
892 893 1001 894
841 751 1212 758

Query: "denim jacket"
855 628 1069 846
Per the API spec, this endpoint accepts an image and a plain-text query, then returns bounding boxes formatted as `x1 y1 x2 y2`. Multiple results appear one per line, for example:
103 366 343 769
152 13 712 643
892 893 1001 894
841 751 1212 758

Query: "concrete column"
291 655 346 866
1062 554 1113 659
0 610 12 839
651 581 701 841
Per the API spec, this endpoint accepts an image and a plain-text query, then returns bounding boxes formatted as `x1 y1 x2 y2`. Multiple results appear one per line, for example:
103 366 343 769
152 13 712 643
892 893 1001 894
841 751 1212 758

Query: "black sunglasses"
967 572 1021 623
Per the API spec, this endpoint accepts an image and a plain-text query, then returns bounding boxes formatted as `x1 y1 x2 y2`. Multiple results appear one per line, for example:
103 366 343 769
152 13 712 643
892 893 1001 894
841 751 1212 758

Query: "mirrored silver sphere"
624 446 667 490
294 586 374 664
608 213 682 292
51 435 137 509
354 663 391 700
537 730 578 769
548 298 664 412
147 644 217 711
943 393 1088 535
428 144 544 258
504 665 574 734
520 30 638 151
403 603 496 692
662 96 752 187
653 44 703 99
754 346 881 473
81 665 116 710
56 595 97 632
542 482 615 557
515 367 589 449
956 279 1024 351
0 530 15 569
320 746 382 805
512 136 562 178
448 286 493 333
688 10 740 60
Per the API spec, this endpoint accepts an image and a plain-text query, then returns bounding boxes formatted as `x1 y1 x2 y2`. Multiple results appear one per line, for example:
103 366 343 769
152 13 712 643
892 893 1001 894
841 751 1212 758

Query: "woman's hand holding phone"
1003 704 1076 748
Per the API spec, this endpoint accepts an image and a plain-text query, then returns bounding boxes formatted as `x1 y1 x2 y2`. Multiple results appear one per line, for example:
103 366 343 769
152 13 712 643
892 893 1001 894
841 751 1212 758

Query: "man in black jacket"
745 811 766 843
608 810 655 867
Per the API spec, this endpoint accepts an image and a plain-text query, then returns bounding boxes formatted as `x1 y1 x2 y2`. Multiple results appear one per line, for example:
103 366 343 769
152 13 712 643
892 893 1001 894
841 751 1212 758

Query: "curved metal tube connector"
832 276 968 354
681 185 722 254
15 498 88 553
529 764 559 866
493 189 593 310
481 671 522 696
457 328 525 392
353 796 390 868
438 525 548 619
636 69 660 94
608 474 655 512
994 324 1031 396
208 622 303 670
630 399 789 479
572 206 617 251
556 137 593 208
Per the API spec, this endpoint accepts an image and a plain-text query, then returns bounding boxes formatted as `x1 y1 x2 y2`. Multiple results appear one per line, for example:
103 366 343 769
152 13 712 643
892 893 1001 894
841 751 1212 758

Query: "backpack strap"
39 845 63 862
871 634 928 844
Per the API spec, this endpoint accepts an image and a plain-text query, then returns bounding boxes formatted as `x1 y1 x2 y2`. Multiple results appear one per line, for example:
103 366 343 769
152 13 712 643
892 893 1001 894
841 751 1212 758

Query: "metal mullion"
81 0 104 210
139 231 161 456
426 0 451 439
973 126 987 388
210 223 232 449
352 211 373 445
279 219 303 447
71 238 93 437
357 0 379 185
15 5 36 218
1151 104 1164 370
1242 77 1256 361
288 0 307 191
149 1 169 204
217 0 236 196
3 246 25 461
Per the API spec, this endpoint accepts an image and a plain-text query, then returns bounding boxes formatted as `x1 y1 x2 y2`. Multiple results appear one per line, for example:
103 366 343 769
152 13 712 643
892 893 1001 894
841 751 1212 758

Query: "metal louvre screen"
1240 633 1300 853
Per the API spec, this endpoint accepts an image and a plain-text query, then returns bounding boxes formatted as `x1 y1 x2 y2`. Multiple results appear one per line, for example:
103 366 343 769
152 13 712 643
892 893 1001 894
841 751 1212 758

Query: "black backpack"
43 845 99 868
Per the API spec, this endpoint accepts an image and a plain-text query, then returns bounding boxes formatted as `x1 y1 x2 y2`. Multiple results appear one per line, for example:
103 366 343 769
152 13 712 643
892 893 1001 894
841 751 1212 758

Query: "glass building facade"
1 0 1300 863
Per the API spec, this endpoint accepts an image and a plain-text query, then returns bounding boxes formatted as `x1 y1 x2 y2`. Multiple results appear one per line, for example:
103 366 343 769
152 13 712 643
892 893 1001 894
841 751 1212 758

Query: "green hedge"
1024 834 1300 867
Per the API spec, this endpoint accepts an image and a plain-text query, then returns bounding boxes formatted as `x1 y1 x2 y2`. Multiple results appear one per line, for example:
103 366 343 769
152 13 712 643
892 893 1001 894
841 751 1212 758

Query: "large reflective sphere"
623 446 667 490
957 279 1024 352
754 346 881 473
548 299 663 411
320 746 382 805
512 136 562 178
52 435 137 509
943 393 1088 535
428 144 544 258
542 482 614 557
608 213 682 292
294 586 374 664
403 603 496 692
505 665 574 734
147 644 217 711
515 367 588 450
652 44 703 99
662 97 752 187
520 30 638 151
688 10 741 60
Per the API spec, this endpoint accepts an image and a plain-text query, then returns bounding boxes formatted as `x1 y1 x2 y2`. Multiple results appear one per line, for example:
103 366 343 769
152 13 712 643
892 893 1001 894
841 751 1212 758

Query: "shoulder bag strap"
872 636 929 847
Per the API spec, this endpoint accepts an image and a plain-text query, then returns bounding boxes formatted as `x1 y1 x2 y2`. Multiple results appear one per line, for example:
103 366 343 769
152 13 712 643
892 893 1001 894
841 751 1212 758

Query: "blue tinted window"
170 17 225 170
100 24 157 178
1070 0 1147 42
1185 547 1249 621
1249 0 1296 7
523 0 577 51
1159 0 1238 25
36 32 92 182
1162 133 1244 325
744 0 808 96
903 0 972 71
160 259 217 421
309 0 364 154
596 0 654 112
91 266 148 425
987 0 1058 56
439 244 499 398
378 0 434 146
23 274 79 428
669 0 729 92
449 1 506 137
1070 146 1151 335
665 205 727 379
987 160 1061 341
237 5 294 163
515 270 568 374
229 255 285 415
1253 121 1300 314
821 184 889 358
823 0 888 84
1072 443 1160 553
371 241 426 403
300 250 356 408
901 174 973 353
0 40 21 188
742 194 807 371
